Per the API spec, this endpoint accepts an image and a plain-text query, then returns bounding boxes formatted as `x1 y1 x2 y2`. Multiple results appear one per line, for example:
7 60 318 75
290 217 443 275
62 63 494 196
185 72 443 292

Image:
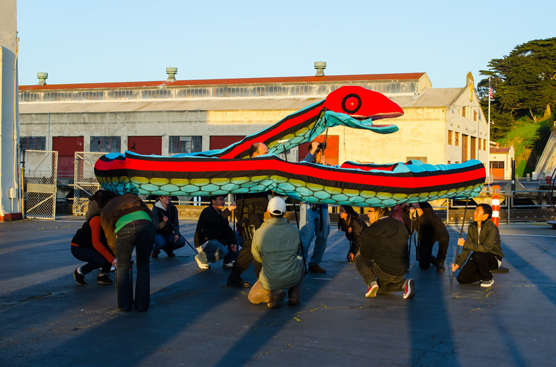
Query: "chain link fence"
24 150 58 220
73 152 105 216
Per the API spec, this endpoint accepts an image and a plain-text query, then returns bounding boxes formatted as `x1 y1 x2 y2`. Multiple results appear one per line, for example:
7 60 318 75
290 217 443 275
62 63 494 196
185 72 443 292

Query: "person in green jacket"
248 197 304 309
452 203 504 287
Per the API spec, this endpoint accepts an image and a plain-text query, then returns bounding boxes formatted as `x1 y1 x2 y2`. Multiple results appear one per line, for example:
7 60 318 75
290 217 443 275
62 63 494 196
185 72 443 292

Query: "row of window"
20 136 203 154
19 81 417 103
447 131 487 150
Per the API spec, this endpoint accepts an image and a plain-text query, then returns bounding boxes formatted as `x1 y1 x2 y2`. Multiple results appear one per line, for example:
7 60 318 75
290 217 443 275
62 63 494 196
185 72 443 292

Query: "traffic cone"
492 185 500 227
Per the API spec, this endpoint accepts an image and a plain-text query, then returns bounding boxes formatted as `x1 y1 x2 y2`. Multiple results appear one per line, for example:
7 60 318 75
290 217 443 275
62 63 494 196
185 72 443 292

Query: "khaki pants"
248 273 303 304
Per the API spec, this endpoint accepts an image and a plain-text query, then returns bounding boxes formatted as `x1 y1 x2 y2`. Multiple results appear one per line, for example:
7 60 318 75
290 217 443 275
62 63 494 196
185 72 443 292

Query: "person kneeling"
355 207 415 300
248 197 304 309
452 203 504 287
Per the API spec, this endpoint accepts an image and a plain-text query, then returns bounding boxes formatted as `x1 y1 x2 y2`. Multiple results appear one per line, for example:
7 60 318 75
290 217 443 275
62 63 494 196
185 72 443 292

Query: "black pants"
457 252 499 284
354 254 406 294
229 239 262 280
71 246 111 275
418 234 449 269
115 220 155 311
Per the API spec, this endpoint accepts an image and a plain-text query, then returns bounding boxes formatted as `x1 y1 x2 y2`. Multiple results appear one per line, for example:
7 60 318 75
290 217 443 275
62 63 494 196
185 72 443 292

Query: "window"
448 130 453 145
462 107 466 118
473 110 478 121
484 139 487 151
90 136 121 152
455 132 460 146
490 161 504 169
406 157 427 163
169 136 202 154
20 136 46 152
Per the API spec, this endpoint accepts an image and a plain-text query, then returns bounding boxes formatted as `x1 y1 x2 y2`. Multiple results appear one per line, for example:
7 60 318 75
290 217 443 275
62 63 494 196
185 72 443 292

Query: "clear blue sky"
16 0 554 88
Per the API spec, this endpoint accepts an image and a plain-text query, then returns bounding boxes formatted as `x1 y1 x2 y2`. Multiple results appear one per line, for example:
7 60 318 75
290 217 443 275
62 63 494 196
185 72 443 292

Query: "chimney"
37 72 48 86
314 61 326 77
166 67 177 82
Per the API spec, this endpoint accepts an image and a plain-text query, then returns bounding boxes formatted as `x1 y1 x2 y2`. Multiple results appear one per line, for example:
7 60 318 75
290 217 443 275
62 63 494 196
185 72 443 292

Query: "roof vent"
314 61 326 77
166 67 177 82
37 72 48 86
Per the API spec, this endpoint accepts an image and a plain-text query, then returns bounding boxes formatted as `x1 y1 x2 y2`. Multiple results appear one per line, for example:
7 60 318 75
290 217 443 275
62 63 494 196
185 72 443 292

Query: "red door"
210 136 246 150
52 136 84 178
298 135 339 165
128 136 162 155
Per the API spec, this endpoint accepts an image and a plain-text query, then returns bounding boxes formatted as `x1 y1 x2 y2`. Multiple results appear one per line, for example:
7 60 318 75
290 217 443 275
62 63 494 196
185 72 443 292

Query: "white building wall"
0 0 21 219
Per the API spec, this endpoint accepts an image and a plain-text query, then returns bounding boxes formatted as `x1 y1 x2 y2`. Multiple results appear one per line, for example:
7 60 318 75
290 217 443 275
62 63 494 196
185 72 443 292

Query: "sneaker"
288 297 300 306
481 279 494 287
73 268 86 286
151 250 160 258
97 273 112 285
308 264 326 273
365 282 379 298
167 252 176 258
223 261 235 269
267 291 286 309
195 256 210 270
403 279 415 300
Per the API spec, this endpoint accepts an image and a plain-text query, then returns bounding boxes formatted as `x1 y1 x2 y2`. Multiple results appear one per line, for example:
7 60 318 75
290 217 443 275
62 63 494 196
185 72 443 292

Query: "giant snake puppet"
94 86 485 207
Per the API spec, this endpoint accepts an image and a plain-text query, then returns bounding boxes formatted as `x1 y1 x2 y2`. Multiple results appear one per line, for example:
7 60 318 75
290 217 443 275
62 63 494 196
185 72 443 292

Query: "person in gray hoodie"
151 195 185 258
355 207 415 300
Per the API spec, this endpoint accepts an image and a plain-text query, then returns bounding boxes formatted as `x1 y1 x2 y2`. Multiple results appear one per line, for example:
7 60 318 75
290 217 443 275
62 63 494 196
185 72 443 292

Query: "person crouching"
248 197 304 309
354 207 415 300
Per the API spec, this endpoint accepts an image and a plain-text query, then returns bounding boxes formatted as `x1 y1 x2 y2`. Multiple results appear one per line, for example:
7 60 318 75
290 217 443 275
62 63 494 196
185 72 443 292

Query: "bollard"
492 185 500 227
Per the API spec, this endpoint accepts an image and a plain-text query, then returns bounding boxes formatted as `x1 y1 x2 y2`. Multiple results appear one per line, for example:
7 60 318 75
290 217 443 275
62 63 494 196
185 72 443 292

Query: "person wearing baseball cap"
248 197 304 308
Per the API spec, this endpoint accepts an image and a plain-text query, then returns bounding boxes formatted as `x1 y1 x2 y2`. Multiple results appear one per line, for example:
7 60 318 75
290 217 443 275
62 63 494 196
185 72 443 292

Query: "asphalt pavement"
1 216 555 367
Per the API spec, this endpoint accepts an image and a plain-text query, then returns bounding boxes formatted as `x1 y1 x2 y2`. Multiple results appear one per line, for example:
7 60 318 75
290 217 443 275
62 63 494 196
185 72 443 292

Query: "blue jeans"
299 203 330 266
153 233 185 254
71 246 111 275
115 220 155 311
195 233 239 265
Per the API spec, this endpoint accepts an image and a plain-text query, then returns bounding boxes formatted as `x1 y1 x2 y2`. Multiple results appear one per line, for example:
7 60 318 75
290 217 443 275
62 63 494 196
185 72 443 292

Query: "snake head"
322 86 404 129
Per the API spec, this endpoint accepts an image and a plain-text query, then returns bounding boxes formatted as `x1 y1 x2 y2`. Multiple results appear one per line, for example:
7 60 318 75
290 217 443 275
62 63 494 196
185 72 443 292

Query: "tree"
479 37 556 122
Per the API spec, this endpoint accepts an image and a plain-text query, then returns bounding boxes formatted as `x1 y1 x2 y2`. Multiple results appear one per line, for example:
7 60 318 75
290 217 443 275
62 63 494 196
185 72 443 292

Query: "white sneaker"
481 279 494 287
403 279 415 299
223 261 235 269
365 282 379 298
195 256 210 270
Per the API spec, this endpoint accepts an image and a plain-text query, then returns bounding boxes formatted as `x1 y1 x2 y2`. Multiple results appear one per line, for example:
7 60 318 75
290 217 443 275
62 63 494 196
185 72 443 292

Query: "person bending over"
338 205 367 262
248 197 304 309
101 193 156 312
194 195 238 270
151 195 185 258
355 207 415 300
452 203 504 287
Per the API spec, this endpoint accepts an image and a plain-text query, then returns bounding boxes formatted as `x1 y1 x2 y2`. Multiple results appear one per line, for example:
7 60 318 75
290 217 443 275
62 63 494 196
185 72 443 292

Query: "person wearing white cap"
248 197 304 308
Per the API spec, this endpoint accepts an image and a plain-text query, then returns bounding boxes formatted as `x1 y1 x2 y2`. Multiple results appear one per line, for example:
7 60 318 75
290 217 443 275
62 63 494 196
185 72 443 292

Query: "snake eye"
342 94 362 114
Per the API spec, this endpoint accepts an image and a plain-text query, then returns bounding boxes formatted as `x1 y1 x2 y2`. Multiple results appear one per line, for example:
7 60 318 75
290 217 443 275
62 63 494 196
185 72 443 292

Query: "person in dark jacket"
151 195 185 258
338 205 367 262
227 142 269 288
355 207 415 300
194 195 238 270
404 202 449 272
100 193 155 312
452 203 504 287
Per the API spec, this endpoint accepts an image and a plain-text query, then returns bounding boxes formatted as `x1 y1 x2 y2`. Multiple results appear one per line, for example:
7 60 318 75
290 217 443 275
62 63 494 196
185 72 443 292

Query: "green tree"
479 37 556 122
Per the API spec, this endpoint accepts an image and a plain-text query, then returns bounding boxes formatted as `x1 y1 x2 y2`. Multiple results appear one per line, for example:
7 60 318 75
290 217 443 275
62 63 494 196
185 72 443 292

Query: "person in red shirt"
71 191 118 285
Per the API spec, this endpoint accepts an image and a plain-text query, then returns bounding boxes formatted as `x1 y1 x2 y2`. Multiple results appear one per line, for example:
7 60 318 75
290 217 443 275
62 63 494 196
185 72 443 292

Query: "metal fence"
24 150 58 220
73 152 105 216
